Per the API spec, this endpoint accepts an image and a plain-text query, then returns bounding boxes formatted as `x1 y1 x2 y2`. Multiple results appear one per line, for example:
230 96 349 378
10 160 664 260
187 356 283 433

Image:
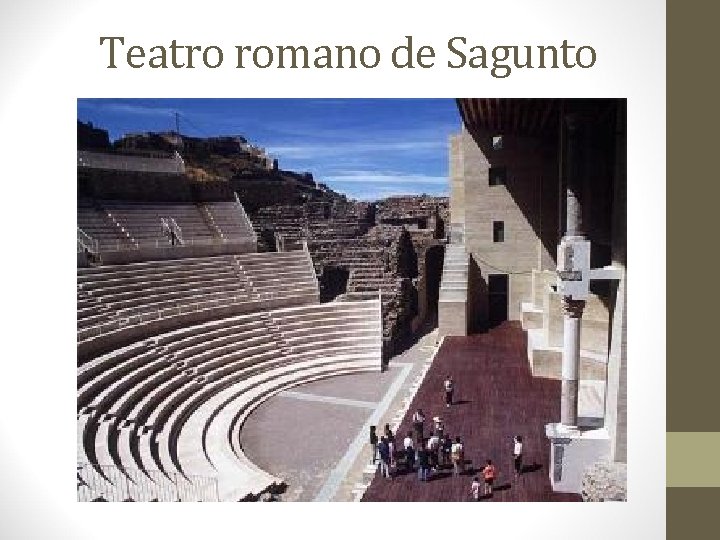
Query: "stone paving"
239 327 440 501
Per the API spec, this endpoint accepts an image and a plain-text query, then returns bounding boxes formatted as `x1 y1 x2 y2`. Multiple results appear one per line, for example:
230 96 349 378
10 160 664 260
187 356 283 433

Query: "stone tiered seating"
250 202 373 246
77 251 319 362
204 201 255 240
79 200 258 254
250 203 420 357
376 195 448 221
103 201 213 247
77 299 381 501
77 462 218 502
78 199 135 251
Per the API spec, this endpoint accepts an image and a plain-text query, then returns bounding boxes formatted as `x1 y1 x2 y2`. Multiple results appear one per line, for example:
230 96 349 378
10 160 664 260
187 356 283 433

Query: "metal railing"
92 236 257 253
234 192 259 244
77 462 219 502
77 227 99 254
160 217 184 246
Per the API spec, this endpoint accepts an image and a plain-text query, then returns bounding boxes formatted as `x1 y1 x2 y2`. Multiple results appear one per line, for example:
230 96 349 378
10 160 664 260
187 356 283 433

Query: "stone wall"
449 133 465 233
78 150 185 174
77 168 194 202
453 127 558 325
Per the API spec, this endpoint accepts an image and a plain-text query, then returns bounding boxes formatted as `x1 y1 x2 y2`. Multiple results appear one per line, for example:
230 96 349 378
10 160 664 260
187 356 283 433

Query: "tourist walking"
444 375 454 407
412 409 425 444
403 431 415 472
451 437 465 476
416 446 430 481
471 476 481 501
513 435 524 478
369 425 378 464
378 436 392 479
482 459 496 496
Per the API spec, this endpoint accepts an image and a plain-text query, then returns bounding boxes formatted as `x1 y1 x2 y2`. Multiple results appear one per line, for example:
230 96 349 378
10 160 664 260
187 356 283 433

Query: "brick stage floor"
362 322 581 502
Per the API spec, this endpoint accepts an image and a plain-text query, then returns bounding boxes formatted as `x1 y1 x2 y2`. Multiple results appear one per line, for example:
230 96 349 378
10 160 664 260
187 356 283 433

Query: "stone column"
564 115 584 239
560 113 586 427
561 296 585 425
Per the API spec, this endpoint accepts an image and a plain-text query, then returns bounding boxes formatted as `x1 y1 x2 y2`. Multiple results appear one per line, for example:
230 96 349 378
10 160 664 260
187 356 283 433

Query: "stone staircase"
438 243 469 337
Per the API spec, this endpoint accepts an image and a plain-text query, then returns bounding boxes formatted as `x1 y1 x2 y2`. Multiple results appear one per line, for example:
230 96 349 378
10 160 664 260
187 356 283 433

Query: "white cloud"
329 171 447 185
78 101 177 118
267 140 447 161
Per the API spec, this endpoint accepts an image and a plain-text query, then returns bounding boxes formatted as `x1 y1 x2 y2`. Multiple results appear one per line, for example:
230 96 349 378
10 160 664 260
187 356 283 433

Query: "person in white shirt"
433 416 444 436
403 432 415 472
471 476 481 501
444 375 454 408
427 434 441 470
451 436 465 476
513 435 524 478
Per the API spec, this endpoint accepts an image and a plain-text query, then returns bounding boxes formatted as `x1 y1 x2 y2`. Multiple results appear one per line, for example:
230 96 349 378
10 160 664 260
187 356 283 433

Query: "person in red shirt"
482 459 497 496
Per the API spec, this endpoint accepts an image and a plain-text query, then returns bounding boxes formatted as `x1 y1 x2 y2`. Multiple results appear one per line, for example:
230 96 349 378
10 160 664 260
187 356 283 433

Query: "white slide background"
0 1 665 538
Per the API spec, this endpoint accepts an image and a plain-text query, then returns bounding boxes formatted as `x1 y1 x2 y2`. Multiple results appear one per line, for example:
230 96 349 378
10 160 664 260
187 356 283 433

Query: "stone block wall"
452 128 558 327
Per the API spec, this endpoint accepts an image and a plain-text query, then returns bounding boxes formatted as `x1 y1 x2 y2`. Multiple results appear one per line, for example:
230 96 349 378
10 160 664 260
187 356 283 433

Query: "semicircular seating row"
77 250 320 362
77 297 382 502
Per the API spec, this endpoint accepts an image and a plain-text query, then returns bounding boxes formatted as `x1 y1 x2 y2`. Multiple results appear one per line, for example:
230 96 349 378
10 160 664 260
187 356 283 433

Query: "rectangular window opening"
492 135 503 150
489 166 506 186
493 221 505 243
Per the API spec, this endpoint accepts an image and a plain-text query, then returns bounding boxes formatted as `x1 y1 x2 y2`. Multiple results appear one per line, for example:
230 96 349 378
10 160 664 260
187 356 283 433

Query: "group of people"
370 415 467 482
369 374 526 500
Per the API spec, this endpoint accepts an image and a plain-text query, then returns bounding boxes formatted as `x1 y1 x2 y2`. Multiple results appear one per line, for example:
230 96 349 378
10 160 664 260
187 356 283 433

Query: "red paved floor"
362 322 581 502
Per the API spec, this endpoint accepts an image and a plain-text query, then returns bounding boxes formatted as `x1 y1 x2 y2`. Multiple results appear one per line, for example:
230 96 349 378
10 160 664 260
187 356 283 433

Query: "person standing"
432 416 444 437
369 425 378 464
444 375 454 408
427 433 441 470
440 433 452 468
513 435 524 479
416 446 430 481
403 431 415 472
471 476 481 501
482 459 496 496
384 424 396 467
378 436 392 479
451 437 465 476
412 409 425 445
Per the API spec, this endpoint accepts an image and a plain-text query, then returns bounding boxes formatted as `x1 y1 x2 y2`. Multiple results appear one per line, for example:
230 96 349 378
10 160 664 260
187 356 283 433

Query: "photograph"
76 98 627 503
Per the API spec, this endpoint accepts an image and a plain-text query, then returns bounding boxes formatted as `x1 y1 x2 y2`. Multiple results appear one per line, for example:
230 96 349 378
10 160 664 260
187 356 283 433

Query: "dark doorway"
488 274 508 327
319 265 349 302
424 245 444 316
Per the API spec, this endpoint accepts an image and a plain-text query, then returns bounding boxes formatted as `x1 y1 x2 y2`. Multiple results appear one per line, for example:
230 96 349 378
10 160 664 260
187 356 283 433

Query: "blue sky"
77 98 460 201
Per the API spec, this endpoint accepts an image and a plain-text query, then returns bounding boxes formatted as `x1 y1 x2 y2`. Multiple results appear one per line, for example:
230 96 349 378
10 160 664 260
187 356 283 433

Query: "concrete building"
440 99 626 495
